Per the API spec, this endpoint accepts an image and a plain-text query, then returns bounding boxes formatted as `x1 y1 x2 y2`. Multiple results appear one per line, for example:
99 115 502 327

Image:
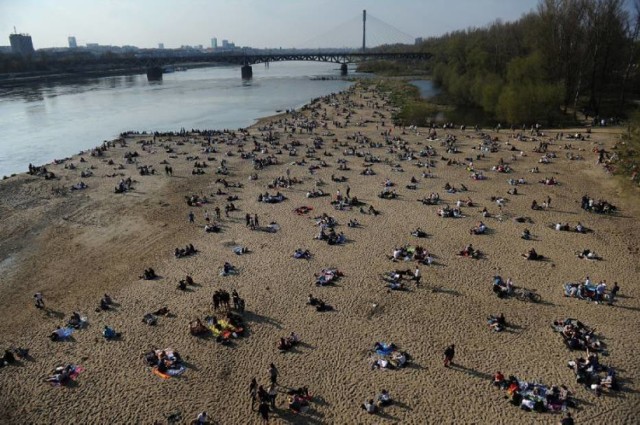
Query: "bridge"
136 10 430 80
139 50 431 80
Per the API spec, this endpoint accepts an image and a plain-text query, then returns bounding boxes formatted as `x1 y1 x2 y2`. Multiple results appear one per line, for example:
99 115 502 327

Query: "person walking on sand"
608 282 620 306
254 214 259 228
249 377 258 410
215 206 221 220
258 402 270 423
443 344 455 368
414 266 421 287
188 211 195 223
268 383 277 408
268 363 278 386
34 292 44 309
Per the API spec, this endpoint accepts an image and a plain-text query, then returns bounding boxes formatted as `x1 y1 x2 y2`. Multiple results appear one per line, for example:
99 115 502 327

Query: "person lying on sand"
577 249 599 260
277 332 300 351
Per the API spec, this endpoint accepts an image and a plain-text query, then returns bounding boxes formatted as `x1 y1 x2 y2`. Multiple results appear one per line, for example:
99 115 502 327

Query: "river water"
0 62 355 176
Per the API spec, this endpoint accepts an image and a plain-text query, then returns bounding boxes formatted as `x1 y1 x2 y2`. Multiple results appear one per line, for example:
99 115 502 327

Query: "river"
0 62 355 176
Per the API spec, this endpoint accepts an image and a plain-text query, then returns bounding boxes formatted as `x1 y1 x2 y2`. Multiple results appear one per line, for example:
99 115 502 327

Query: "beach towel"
166 365 186 377
50 365 84 386
152 368 171 379
375 343 394 356
54 327 74 340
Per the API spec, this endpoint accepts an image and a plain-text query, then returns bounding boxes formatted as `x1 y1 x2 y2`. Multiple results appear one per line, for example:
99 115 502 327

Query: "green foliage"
356 60 431 76
415 0 639 125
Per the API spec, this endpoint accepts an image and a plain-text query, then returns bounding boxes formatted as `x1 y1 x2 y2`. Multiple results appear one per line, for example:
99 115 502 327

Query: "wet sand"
0 81 639 424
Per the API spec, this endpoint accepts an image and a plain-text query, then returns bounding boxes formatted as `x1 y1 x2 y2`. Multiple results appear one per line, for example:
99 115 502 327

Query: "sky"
1 0 547 49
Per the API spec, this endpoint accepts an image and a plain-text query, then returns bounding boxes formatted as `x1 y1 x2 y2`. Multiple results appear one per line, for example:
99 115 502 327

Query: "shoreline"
1 80 639 424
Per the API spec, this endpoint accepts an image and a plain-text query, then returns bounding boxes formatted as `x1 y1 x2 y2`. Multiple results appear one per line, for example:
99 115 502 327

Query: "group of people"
174 244 197 258
564 279 618 304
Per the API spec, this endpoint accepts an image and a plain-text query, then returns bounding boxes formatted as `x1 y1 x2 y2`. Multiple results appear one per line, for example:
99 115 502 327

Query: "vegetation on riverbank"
422 0 640 125
612 111 640 187
362 78 443 127
356 60 430 76
367 0 639 126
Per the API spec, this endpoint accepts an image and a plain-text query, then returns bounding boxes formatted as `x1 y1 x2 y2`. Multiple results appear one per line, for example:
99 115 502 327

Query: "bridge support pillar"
340 63 348 75
241 65 253 79
146 66 163 81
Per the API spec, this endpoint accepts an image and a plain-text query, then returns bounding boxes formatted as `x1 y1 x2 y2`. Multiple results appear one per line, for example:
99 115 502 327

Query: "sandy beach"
1 81 639 424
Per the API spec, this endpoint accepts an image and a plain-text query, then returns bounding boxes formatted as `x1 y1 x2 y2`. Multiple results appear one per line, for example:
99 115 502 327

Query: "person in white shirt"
362 399 377 414
377 389 392 407
196 411 208 424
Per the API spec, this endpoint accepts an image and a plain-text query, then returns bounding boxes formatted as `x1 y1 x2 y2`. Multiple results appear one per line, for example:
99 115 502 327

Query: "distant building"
211 37 217 49
86 43 99 48
414 37 423 45
68 36 77 48
0 46 11 53
158 43 164 49
9 33 34 55
222 39 229 48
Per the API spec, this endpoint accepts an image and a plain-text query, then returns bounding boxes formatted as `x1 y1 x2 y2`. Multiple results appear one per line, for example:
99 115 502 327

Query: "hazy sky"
1 0 544 49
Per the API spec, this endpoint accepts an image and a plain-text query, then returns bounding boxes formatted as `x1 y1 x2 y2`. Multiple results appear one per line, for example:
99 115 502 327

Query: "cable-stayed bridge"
141 10 430 79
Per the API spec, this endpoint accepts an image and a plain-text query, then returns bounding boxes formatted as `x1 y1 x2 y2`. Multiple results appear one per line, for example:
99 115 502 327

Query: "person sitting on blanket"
412 227 427 238
50 326 71 341
205 223 221 233
362 399 378 414
140 268 157 280
190 318 208 336
294 249 311 259
222 262 236 275
470 221 487 235
390 351 407 367
521 229 531 240
103 326 120 340
524 248 542 260
388 280 405 290
488 313 506 332
377 389 392 407
277 337 293 351
45 364 74 385
289 394 310 413
575 222 586 233
459 244 477 258
68 312 83 328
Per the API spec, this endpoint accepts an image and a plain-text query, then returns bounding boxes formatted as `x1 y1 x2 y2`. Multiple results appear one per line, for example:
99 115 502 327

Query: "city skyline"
1 0 545 50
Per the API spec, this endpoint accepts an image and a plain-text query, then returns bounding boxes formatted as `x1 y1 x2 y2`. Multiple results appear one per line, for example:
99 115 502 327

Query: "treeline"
0 51 135 74
417 0 640 125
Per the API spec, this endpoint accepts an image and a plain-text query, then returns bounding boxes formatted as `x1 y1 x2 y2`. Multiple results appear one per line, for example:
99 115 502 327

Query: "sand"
0 81 639 424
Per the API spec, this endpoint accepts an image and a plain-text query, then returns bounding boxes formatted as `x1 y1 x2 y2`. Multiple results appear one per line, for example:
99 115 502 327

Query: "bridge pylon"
241 65 253 79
